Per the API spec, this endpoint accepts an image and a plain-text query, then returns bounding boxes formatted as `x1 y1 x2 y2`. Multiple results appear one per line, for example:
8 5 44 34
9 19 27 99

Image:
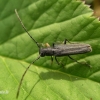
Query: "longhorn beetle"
15 9 92 98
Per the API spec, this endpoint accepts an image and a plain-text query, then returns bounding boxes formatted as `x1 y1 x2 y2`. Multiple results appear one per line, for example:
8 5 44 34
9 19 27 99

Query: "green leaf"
0 0 100 100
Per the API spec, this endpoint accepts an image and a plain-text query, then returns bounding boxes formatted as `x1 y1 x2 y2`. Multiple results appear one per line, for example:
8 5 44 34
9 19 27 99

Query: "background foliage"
0 0 100 100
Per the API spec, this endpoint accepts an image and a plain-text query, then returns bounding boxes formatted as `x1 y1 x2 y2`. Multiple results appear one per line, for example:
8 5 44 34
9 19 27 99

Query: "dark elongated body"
40 43 92 57
15 9 92 99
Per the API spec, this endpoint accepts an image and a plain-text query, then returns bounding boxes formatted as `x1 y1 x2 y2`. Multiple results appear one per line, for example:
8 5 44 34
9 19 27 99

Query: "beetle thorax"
39 48 54 57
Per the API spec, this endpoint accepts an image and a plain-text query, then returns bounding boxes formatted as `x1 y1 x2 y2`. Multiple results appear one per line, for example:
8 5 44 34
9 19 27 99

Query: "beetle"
15 9 92 98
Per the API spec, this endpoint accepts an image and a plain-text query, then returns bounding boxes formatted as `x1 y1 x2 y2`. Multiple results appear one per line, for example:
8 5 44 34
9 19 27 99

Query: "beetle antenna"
16 55 41 99
15 9 40 48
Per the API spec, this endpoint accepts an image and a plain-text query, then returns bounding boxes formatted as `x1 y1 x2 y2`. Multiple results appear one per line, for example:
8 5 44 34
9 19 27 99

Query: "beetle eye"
41 52 45 57
40 50 45 57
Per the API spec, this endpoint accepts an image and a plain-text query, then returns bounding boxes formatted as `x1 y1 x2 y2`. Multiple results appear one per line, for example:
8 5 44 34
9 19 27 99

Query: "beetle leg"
55 56 60 65
55 56 64 66
64 39 71 44
68 55 91 67
55 57 59 64
52 43 55 47
51 56 53 64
